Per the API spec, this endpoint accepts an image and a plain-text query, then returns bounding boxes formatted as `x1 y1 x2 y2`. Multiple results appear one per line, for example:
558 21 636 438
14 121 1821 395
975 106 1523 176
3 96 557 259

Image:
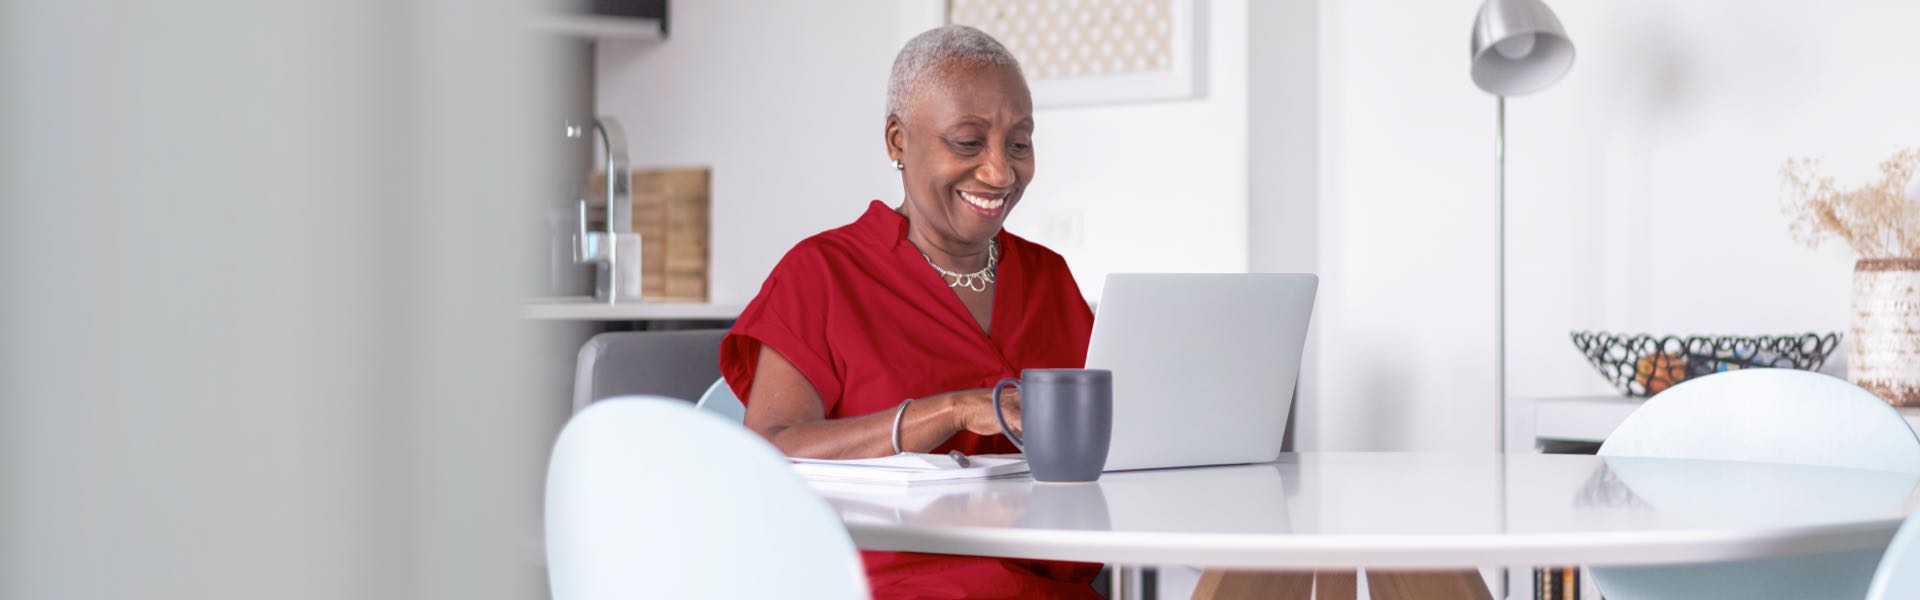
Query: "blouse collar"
851 200 911 249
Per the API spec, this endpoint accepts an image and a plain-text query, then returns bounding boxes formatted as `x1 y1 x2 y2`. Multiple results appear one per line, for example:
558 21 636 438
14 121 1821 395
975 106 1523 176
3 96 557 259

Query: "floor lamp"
1473 8 1573 594
1470 0 1575 455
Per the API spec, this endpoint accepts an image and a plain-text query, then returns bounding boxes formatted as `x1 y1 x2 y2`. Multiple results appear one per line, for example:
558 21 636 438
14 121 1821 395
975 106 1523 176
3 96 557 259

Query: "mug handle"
992 377 1024 452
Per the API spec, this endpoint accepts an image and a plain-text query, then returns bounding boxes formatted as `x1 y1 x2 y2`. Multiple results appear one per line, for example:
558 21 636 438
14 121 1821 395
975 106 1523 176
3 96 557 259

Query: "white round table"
812 452 1920 569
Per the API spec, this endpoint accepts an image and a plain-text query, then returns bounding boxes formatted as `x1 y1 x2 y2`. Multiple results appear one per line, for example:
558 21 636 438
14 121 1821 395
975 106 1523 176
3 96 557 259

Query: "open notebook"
790 453 1028 486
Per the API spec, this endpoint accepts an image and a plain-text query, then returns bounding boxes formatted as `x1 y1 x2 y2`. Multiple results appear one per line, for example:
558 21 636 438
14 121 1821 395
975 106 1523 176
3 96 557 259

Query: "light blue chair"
1868 508 1920 599
1592 368 1920 600
695 377 746 423
544 396 867 600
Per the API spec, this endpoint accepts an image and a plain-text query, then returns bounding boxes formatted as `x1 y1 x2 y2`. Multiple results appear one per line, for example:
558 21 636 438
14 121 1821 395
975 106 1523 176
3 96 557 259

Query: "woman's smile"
958 188 1010 219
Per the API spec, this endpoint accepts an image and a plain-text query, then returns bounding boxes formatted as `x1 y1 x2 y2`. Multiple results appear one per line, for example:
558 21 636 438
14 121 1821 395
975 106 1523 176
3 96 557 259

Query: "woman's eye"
951 140 985 152
1010 142 1032 156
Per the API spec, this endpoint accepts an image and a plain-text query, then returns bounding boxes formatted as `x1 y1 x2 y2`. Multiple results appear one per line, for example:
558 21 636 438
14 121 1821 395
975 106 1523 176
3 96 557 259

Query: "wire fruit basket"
1569 332 1843 397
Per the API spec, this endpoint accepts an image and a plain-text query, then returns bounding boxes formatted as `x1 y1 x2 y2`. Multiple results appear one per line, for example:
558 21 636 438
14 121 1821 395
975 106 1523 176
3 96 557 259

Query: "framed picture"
948 0 1207 107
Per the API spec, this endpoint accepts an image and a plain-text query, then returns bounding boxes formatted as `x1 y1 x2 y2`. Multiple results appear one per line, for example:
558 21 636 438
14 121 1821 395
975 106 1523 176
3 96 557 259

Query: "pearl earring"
891 159 904 171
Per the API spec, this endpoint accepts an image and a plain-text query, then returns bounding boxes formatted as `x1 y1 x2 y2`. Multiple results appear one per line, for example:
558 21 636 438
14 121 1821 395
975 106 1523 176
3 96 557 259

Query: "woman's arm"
743 345 1020 459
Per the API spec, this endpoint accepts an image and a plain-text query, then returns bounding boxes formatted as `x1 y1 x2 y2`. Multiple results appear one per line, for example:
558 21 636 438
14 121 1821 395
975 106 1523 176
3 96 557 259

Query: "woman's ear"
884 114 906 163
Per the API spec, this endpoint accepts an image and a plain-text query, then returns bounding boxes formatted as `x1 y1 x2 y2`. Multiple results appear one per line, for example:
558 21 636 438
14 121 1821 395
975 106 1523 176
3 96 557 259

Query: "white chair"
1867 508 1920 600
544 396 867 600
694 377 746 422
1592 368 1920 600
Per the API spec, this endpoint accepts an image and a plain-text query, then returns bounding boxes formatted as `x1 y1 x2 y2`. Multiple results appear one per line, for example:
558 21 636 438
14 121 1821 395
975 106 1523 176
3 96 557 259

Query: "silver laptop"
1086 274 1318 471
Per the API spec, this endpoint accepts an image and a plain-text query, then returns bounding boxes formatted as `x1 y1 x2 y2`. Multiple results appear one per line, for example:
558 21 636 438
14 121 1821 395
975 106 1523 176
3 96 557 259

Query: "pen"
948 450 970 468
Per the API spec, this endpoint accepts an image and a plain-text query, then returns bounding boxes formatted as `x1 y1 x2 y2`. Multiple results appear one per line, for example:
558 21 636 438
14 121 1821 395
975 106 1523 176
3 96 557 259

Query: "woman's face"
887 61 1035 246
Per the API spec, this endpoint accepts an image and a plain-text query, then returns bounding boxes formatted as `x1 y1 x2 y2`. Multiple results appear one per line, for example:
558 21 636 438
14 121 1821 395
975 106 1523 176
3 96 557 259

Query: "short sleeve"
719 249 844 413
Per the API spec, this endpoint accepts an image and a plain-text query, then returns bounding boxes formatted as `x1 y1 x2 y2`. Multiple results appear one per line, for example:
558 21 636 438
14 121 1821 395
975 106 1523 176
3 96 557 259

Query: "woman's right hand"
944 385 1021 438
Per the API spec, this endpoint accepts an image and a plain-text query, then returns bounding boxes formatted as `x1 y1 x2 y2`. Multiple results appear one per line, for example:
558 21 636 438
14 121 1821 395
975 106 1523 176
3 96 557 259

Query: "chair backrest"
572 330 727 413
694 377 746 423
1868 508 1920 599
1599 369 1920 474
544 396 867 600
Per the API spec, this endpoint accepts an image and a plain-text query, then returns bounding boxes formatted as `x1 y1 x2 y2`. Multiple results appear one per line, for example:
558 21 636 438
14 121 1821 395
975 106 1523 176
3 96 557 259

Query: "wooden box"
587 167 710 302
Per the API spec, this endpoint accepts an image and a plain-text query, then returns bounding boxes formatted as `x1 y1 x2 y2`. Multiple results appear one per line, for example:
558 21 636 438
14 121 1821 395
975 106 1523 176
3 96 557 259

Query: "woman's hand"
941 386 1021 438
747 345 1026 458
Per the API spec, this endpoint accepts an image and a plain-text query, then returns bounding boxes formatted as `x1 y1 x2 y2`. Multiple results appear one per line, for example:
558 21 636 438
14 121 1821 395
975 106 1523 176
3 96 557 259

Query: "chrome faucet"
567 116 642 303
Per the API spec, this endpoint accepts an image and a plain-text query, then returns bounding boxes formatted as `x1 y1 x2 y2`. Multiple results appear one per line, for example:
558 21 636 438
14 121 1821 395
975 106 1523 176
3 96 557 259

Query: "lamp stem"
1495 92 1513 600
1495 95 1507 456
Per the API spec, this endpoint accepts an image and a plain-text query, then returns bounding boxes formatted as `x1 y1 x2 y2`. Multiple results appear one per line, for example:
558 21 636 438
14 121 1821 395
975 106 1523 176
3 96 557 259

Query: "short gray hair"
886 25 1023 119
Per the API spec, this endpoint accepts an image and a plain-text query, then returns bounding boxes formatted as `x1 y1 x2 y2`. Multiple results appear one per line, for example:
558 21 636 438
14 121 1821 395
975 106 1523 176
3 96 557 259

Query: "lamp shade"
1469 0 1575 96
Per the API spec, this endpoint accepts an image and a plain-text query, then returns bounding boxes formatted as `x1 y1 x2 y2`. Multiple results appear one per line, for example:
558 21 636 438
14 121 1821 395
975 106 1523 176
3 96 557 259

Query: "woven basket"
1851 258 1920 406
1571 332 1841 398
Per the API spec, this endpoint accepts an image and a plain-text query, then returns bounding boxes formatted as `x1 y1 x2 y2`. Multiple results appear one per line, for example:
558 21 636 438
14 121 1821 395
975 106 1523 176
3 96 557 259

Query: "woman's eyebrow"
944 115 1035 131
945 115 991 128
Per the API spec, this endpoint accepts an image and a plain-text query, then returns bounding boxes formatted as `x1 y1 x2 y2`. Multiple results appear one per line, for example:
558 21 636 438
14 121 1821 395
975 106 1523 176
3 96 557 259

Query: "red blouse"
721 200 1101 599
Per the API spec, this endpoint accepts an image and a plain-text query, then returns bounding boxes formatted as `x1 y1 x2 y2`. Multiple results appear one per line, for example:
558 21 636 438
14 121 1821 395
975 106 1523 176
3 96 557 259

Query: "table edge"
844 519 1902 569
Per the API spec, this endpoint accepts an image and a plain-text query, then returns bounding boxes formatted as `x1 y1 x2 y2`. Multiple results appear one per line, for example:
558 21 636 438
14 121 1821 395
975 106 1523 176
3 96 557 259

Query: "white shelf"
522 297 742 321
1530 395 1642 443
1524 394 1920 444
531 13 664 41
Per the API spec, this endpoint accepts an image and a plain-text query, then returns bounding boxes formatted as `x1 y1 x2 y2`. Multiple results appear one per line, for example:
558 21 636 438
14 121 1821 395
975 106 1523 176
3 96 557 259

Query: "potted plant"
1782 147 1920 406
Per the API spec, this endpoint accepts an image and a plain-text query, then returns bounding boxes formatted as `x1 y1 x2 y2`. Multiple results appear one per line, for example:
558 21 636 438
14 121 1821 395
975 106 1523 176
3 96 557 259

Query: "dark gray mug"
993 368 1113 483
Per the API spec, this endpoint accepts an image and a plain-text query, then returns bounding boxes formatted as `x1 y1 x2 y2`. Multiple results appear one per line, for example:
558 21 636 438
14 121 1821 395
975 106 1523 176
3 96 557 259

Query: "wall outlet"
1032 209 1084 248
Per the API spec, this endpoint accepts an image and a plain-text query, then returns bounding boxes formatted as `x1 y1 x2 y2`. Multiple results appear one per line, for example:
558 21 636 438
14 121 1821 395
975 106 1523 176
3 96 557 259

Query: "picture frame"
948 0 1207 107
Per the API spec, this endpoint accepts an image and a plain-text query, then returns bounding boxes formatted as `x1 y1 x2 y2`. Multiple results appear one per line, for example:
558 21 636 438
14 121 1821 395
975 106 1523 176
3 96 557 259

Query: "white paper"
790 453 1029 486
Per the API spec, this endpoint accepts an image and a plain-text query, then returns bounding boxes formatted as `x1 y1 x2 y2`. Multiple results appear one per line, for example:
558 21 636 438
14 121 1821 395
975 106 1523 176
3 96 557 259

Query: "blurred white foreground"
2 1 564 598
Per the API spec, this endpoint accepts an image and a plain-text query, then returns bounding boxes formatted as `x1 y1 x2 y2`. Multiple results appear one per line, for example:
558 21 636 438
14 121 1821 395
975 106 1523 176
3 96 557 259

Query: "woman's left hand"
937 386 1021 438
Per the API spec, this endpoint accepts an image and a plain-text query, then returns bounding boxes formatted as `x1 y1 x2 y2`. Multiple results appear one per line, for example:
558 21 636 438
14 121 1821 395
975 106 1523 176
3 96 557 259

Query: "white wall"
1018 0 1250 299
1309 0 1920 452
1247 0 1321 448
596 0 1249 303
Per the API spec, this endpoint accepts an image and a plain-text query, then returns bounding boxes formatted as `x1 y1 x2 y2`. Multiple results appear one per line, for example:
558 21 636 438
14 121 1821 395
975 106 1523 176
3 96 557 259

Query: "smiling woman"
716 25 1104 600
886 33 1036 333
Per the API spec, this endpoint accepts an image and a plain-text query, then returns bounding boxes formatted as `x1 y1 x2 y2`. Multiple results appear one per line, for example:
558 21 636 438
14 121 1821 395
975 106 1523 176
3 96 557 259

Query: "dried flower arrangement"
1781 147 1920 258
1782 146 1920 407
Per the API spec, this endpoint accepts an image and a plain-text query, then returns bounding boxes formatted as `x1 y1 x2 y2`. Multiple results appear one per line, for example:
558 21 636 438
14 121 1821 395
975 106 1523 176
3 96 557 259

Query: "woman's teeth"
960 191 1005 210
